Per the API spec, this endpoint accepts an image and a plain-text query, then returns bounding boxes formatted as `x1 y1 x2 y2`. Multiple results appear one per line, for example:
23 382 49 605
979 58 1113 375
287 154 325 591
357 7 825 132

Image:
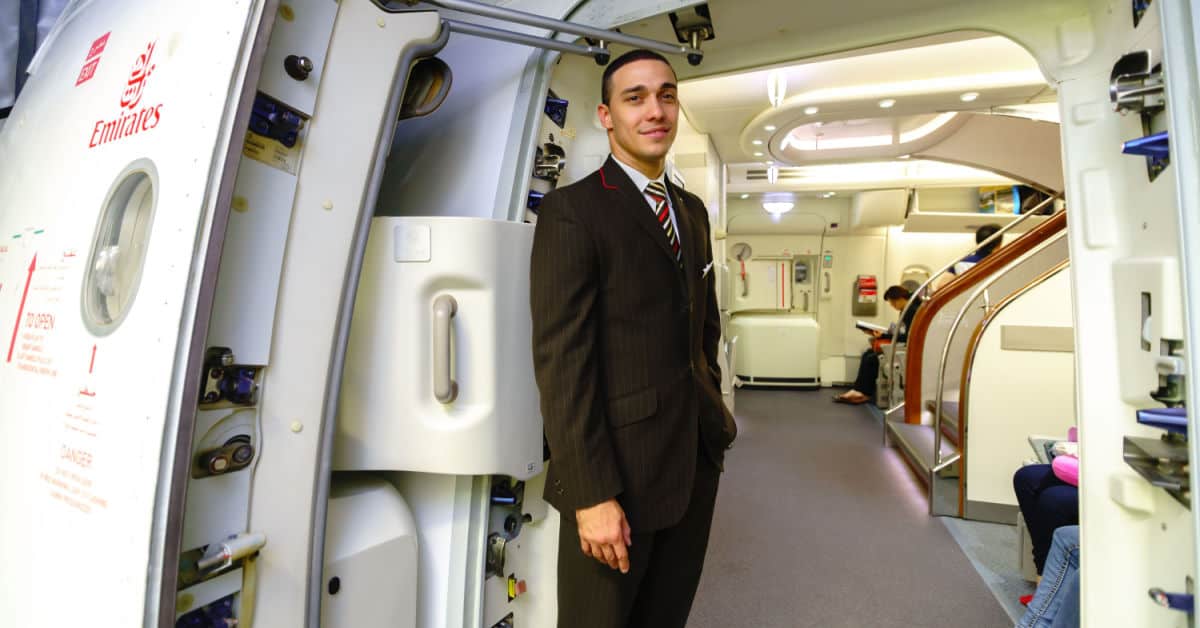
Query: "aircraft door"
0 2 270 626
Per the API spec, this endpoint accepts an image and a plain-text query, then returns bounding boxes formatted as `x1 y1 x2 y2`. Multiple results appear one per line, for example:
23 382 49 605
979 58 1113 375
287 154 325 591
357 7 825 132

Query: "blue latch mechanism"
1122 130 1169 160
1149 588 1194 613
249 93 305 148
1135 406 1187 435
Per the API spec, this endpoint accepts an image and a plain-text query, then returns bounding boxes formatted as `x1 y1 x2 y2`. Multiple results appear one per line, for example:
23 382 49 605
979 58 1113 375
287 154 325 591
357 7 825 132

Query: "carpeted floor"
687 388 1012 628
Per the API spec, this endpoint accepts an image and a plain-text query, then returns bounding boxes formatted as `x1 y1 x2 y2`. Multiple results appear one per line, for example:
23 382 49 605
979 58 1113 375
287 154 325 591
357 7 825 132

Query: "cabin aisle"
688 389 1011 628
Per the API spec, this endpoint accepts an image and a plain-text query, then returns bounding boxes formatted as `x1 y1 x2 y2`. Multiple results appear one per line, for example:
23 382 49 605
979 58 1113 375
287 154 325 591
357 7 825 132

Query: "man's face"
598 59 679 173
887 298 907 313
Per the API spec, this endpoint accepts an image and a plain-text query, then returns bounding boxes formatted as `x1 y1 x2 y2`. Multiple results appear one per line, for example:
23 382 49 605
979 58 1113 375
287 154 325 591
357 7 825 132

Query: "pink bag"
1052 454 1079 487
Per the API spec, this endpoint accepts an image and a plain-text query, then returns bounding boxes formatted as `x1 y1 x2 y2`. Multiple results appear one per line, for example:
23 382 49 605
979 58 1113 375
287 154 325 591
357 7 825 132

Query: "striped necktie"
644 180 681 263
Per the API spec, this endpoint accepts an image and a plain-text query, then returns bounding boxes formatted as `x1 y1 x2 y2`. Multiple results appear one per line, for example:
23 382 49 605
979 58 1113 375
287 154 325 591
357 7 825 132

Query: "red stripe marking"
599 168 618 190
89 344 97 374
780 263 785 307
7 254 36 363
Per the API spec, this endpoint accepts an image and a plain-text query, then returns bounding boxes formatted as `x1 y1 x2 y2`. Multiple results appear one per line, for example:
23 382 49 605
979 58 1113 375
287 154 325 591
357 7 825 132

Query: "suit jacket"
530 156 737 532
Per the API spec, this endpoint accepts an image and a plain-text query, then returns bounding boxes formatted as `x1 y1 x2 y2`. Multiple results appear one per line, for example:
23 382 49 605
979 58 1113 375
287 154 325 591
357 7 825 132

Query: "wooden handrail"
904 211 1068 424
956 259 1071 516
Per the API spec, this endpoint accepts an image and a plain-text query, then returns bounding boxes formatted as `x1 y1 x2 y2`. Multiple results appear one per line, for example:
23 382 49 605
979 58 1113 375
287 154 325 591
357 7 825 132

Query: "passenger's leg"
556 511 654 628
1049 570 1081 628
852 350 880 397
1017 525 1080 628
1031 485 1079 569
1013 464 1065 573
626 459 721 628
836 350 877 402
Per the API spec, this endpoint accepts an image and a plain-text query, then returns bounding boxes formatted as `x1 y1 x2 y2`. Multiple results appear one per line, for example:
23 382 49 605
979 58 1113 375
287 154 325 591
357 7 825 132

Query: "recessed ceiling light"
763 201 794 215
960 91 980 102
740 194 750 199
752 140 764 145
814 121 824 127
804 106 819 115
753 152 764 156
764 125 777 132
898 154 911 160
879 99 896 109
765 160 774 165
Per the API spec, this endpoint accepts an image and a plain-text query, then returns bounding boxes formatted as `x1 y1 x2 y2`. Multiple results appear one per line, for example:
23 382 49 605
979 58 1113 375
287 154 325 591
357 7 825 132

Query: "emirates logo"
88 39 164 148
120 41 156 110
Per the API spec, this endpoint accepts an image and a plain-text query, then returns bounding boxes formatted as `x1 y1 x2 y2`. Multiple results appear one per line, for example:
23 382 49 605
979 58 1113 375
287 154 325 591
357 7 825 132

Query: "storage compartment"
335 218 543 479
729 314 820 386
322 476 419 628
850 188 907 229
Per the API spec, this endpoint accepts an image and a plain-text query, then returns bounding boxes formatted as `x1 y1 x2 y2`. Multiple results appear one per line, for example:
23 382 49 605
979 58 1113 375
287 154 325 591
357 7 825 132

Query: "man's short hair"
883 285 911 301
601 49 676 105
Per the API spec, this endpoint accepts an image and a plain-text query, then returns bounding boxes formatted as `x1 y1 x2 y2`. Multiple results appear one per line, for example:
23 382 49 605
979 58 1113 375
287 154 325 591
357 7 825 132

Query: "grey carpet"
687 389 1012 628
941 518 1035 624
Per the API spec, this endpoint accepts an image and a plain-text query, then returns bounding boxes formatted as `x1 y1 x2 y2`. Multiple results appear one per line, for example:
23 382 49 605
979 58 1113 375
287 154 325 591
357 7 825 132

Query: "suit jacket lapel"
600 157 679 268
666 178 697 305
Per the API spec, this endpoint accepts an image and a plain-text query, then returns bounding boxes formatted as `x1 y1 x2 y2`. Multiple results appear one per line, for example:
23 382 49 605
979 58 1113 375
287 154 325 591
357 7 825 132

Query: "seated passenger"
1018 525 1080 628
1014 448 1079 576
834 285 918 404
931 223 1003 291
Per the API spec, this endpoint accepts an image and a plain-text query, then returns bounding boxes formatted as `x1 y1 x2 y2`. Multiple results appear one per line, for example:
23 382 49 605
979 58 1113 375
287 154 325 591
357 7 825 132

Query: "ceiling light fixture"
898 154 911 159
752 140 764 145
767 70 787 108
960 91 980 102
740 193 750 199
764 125 777 132
762 201 794 214
753 152 764 156
879 98 896 109
804 106 819 115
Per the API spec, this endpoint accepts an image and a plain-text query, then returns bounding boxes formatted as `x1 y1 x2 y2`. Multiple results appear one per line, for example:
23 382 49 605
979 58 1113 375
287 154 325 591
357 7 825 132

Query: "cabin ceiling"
601 0 1061 199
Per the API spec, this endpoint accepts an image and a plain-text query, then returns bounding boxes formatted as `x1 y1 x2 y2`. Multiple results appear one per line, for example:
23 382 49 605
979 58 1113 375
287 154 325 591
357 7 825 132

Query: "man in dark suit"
530 49 737 628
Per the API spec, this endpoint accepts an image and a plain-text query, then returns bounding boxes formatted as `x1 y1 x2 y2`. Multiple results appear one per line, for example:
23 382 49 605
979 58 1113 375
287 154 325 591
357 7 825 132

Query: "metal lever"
433 295 458 404
1110 50 1165 114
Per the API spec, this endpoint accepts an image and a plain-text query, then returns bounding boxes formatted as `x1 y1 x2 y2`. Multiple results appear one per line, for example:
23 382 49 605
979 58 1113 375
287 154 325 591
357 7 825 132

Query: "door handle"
433 294 458 404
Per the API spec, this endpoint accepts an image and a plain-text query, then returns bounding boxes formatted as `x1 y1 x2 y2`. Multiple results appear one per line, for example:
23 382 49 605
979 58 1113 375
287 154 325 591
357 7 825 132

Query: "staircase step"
924 399 961 447
887 420 961 479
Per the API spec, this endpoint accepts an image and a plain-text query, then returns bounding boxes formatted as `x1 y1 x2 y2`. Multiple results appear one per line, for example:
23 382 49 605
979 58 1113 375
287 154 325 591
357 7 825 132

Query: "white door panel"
0 1 266 625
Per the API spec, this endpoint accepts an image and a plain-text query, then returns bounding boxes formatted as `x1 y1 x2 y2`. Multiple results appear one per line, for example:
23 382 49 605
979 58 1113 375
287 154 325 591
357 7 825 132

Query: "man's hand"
575 498 633 573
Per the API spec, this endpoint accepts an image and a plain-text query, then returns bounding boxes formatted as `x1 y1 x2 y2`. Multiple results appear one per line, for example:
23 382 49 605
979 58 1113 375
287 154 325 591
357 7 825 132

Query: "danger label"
41 399 109 514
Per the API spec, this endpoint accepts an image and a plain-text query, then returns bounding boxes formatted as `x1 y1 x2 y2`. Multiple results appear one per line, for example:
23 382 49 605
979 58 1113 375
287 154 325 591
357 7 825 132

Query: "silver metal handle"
803 292 810 312
433 295 458 404
409 0 702 62
823 272 831 294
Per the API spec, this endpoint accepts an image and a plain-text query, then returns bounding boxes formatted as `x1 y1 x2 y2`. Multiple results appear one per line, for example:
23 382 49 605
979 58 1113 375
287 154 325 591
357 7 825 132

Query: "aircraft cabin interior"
0 0 1197 627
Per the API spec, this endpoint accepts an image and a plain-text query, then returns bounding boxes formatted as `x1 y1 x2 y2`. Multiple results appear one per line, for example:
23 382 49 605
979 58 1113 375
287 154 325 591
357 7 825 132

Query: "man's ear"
597 103 613 131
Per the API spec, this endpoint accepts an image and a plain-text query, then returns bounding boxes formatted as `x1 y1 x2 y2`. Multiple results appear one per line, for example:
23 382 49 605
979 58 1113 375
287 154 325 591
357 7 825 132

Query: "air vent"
746 168 806 181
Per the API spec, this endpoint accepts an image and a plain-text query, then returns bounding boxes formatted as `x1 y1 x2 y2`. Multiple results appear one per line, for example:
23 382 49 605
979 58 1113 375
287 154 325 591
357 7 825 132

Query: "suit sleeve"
529 193 623 511
698 202 723 390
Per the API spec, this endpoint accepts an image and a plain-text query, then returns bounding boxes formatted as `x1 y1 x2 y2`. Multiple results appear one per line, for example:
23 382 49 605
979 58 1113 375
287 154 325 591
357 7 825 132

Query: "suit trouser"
556 456 721 628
